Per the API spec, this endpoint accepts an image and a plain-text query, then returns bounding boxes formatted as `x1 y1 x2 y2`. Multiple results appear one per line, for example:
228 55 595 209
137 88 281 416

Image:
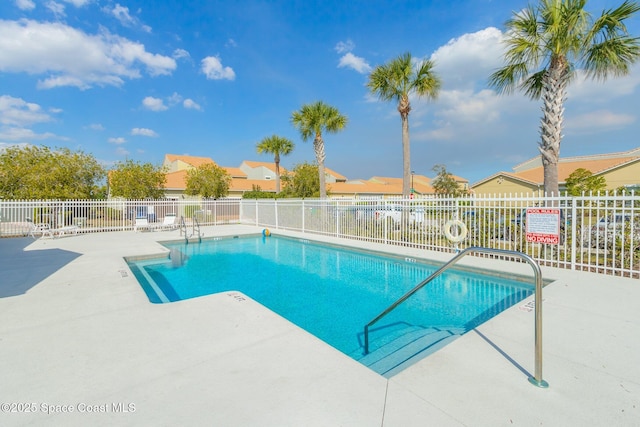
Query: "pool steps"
354 325 464 378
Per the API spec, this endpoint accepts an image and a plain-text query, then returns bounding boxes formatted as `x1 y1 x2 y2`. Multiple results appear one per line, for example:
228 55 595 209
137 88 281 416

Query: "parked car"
374 205 424 225
463 210 507 239
589 213 640 249
338 205 378 221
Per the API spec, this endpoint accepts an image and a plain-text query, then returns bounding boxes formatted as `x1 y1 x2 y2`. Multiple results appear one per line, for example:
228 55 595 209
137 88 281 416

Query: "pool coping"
1 224 639 426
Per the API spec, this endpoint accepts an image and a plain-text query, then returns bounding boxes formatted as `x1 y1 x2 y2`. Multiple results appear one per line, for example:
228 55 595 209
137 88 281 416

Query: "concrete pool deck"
1 225 638 426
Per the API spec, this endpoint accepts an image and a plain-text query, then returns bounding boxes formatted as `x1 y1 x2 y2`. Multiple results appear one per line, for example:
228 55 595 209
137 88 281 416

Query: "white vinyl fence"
241 193 639 278
1 193 638 278
0 198 242 236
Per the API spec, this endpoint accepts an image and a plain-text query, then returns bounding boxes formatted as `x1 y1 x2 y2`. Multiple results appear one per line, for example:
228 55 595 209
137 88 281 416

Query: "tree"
565 168 606 195
280 162 322 198
242 185 278 199
108 159 167 199
367 52 441 197
0 145 105 199
489 0 640 196
185 163 231 198
256 134 295 193
291 101 347 199
431 164 464 196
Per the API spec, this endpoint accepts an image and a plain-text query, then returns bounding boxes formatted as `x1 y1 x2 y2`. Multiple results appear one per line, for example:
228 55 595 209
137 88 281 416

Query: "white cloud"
0 96 63 144
109 4 135 25
338 52 371 74
566 110 636 132
131 127 158 137
15 0 35 11
0 20 176 89
86 123 105 131
116 146 129 156
225 38 237 48
105 3 151 32
201 56 235 80
335 40 355 54
0 95 53 126
431 27 504 91
104 3 151 33
183 99 202 111
433 89 502 123
0 127 59 141
46 1 66 18
167 92 182 105
142 93 200 111
63 0 90 6
108 137 126 144
173 48 190 60
568 67 640 102
142 96 167 111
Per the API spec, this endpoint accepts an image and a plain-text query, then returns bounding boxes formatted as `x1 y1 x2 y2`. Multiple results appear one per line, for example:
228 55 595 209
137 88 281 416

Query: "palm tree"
489 0 640 196
291 101 348 199
256 135 295 193
367 52 441 197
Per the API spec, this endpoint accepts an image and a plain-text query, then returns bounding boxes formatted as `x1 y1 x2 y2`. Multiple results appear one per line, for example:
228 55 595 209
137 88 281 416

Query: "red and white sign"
525 208 560 245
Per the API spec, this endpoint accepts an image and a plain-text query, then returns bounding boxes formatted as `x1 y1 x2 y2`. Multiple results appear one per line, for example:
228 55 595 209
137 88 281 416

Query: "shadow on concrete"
0 237 82 298
473 329 532 379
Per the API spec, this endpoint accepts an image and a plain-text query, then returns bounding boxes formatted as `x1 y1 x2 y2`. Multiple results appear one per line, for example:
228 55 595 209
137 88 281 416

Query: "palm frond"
367 52 441 105
583 1 640 80
488 62 531 95
291 101 348 140
521 70 547 99
584 36 640 79
412 59 441 100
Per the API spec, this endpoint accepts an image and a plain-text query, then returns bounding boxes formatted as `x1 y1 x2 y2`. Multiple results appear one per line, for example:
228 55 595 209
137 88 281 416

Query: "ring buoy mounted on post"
443 220 467 243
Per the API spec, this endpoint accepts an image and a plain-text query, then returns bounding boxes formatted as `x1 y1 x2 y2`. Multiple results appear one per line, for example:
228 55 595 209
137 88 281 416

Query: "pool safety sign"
525 208 561 245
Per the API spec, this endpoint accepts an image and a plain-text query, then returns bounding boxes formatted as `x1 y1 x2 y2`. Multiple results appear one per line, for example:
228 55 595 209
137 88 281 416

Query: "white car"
589 213 640 248
374 205 424 224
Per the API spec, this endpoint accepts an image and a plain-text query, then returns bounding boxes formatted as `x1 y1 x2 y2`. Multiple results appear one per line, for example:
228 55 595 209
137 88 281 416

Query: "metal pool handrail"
363 246 549 388
179 216 188 242
179 215 202 243
192 216 202 242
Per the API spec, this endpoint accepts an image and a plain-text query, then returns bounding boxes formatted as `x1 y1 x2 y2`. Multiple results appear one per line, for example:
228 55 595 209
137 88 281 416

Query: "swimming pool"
128 235 533 376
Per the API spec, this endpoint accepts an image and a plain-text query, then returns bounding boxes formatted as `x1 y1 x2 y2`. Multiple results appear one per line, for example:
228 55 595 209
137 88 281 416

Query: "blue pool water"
128 235 533 376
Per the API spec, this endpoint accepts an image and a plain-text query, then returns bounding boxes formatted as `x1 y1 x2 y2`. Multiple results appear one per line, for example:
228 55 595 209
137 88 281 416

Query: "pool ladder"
179 215 202 243
363 247 549 388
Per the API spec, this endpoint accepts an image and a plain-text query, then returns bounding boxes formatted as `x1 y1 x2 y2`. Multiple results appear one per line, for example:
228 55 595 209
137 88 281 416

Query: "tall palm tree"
256 135 295 193
367 52 441 197
291 101 348 199
489 0 640 196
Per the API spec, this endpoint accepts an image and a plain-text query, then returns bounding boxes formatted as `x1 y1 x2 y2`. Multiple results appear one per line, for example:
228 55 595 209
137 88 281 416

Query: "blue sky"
1 0 639 185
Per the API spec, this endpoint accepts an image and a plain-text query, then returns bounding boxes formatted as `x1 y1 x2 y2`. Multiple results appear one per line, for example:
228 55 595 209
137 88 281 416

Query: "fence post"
335 200 340 237
570 197 578 271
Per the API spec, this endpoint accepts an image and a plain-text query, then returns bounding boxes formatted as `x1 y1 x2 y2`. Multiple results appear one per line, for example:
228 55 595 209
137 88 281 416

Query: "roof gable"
513 147 640 173
513 156 639 184
164 154 216 169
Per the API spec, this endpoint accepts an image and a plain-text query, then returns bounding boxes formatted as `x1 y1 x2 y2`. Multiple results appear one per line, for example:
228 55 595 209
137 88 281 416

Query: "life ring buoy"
443 220 468 243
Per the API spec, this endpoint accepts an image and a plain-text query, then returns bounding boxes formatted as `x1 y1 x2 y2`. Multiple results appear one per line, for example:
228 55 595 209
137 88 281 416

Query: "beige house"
160 153 470 199
163 154 217 199
163 155 279 198
472 147 640 195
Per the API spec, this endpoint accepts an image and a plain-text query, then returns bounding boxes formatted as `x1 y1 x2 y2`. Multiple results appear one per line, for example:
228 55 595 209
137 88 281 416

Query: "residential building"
472 147 640 195
160 153 468 199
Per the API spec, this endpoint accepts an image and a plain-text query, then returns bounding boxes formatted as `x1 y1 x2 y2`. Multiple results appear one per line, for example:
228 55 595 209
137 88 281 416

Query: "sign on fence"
525 208 560 245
